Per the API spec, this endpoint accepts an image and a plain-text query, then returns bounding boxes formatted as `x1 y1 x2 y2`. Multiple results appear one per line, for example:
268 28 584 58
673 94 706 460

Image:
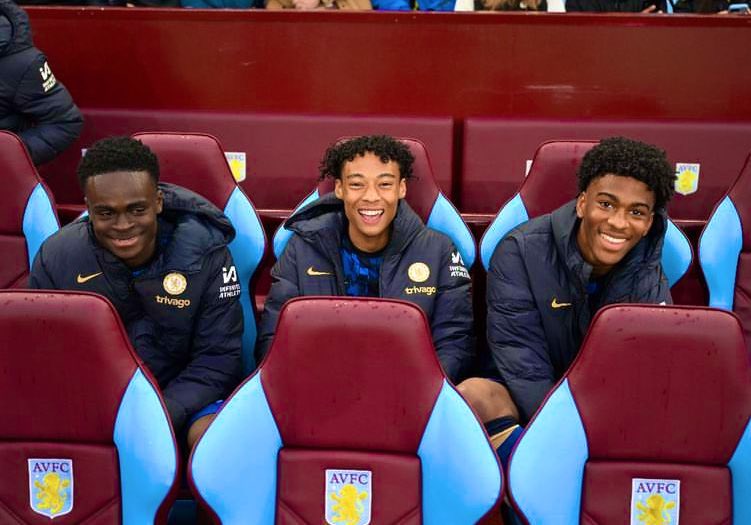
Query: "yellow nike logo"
76 272 103 284
306 266 332 276
551 298 572 309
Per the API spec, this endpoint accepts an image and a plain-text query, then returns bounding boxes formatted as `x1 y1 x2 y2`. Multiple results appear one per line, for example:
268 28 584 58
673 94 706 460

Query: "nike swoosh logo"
76 272 103 284
551 298 572 309
306 266 332 276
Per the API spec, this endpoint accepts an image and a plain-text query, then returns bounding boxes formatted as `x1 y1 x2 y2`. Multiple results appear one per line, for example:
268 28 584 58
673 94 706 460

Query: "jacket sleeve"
430 242 475 384
28 242 56 289
13 52 83 165
160 248 243 432
486 235 555 423
255 238 301 364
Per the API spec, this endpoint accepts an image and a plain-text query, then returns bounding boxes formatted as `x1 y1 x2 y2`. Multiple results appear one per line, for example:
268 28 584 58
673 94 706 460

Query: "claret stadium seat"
272 137 476 268
189 297 503 525
132 132 267 374
698 153 751 353
478 140 693 288
0 290 179 524
507 304 751 525
0 130 59 288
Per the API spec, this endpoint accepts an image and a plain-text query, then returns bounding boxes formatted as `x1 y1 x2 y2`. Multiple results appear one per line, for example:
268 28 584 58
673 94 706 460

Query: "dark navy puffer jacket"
0 0 82 164
256 193 475 384
29 184 243 431
487 200 671 422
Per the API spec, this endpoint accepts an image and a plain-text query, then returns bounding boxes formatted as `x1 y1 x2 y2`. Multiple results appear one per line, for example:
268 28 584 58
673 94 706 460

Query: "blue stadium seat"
479 140 693 288
508 304 751 525
272 137 476 268
0 130 59 288
190 297 503 524
133 132 267 374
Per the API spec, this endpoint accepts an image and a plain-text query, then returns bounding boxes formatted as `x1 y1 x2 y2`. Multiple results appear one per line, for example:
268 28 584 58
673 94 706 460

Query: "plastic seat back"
190 297 502 524
0 131 59 288
0 290 178 524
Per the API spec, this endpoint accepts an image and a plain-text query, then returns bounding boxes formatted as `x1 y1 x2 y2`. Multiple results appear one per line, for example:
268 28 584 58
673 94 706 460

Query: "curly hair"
77 136 159 190
577 136 675 210
319 135 414 181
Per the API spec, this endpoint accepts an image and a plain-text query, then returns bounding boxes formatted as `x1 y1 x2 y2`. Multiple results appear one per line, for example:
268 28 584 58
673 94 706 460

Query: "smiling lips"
110 236 139 248
599 232 628 250
358 209 384 225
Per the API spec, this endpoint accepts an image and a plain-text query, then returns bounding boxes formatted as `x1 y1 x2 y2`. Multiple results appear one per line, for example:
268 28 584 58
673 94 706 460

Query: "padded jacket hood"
0 0 32 57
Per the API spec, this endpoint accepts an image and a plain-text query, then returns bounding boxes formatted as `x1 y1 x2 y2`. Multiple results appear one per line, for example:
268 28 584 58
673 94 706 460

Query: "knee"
457 377 519 423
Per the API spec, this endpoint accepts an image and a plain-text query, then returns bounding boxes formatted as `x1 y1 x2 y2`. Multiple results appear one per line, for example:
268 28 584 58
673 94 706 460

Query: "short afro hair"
577 136 675 210
77 136 159 190
319 135 414 181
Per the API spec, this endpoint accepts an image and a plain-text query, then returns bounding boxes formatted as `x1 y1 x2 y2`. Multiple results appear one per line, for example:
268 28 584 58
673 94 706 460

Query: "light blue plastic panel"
418 380 502 524
480 194 529 270
699 197 743 310
22 183 59 268
190 372 282 525
426 193 476 268
273 189 319 259
508 379 588 525
224 187 266 373
729 417 751 524
663 218 693 288
114 369 178 525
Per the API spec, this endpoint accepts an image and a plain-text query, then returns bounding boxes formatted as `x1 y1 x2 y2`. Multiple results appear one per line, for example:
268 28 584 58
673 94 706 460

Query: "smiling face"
85 170 163 268
334 152 407 253
575 173 656 277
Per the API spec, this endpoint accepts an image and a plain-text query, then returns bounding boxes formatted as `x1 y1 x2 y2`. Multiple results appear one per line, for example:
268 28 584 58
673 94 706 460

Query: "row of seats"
4 130 750 360
2 291 749 524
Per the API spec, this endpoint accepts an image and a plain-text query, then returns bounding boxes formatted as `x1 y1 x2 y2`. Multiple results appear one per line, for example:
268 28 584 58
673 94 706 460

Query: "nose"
362 182 379 202
607 207 628 230
112 213 133 231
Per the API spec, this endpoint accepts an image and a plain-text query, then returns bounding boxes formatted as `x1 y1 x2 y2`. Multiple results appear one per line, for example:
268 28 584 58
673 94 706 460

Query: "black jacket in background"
29 184 244 431
566 0 667 10
0 0 82 164
486 200 671 423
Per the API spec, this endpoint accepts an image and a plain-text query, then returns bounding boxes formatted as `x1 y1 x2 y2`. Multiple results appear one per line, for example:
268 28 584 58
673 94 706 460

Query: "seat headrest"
262 297 445 452
0 131 44 232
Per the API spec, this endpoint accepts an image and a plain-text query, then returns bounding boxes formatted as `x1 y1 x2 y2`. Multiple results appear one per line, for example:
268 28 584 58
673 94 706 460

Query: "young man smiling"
462 137 676 467
29 136 243 447
256 135 474 383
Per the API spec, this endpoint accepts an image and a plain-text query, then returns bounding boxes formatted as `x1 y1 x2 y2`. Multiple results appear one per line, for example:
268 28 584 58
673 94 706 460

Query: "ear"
334 178 343 200
156 189 164 214
575 191 586 219
398 178 407 199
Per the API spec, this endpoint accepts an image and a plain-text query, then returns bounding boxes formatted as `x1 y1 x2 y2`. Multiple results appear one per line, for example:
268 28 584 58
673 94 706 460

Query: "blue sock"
484 416 523 470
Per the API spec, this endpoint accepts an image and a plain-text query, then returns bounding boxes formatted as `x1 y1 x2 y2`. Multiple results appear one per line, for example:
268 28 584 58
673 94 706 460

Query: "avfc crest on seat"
28 458 74 519
325 469 372 525
675 163 700 196
630 478 680 525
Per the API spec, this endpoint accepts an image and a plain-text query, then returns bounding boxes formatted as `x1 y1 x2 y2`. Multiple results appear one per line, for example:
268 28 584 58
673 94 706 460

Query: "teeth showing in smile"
601 233 626 245
112 236 138 247
359 210 383 217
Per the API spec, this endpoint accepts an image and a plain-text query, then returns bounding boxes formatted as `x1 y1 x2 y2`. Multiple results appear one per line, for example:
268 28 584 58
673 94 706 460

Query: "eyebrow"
596 192 652 210
344 173 397 179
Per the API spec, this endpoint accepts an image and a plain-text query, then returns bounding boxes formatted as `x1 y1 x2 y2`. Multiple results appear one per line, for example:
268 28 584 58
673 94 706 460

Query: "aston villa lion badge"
28 458 74 519
325 469 372 525
630 478 679 525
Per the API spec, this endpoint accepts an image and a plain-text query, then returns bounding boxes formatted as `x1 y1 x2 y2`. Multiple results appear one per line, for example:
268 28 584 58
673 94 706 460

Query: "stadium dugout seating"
0 290 179 524
131 132 267 374
478 140 694 288
0 131 59 289
507 304 751 525
189 297 503 525
272 137 476 268
699 152 751 354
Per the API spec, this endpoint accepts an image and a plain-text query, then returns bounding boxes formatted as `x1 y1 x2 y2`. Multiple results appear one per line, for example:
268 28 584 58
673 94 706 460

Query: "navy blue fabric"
257 193 474 383
341 235 383 297
486 200 671 422
29 183 243 431
0 0 82 164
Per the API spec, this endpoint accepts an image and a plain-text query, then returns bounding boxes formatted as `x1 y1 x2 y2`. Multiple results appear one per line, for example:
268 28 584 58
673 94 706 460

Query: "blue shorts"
187 399 224 427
